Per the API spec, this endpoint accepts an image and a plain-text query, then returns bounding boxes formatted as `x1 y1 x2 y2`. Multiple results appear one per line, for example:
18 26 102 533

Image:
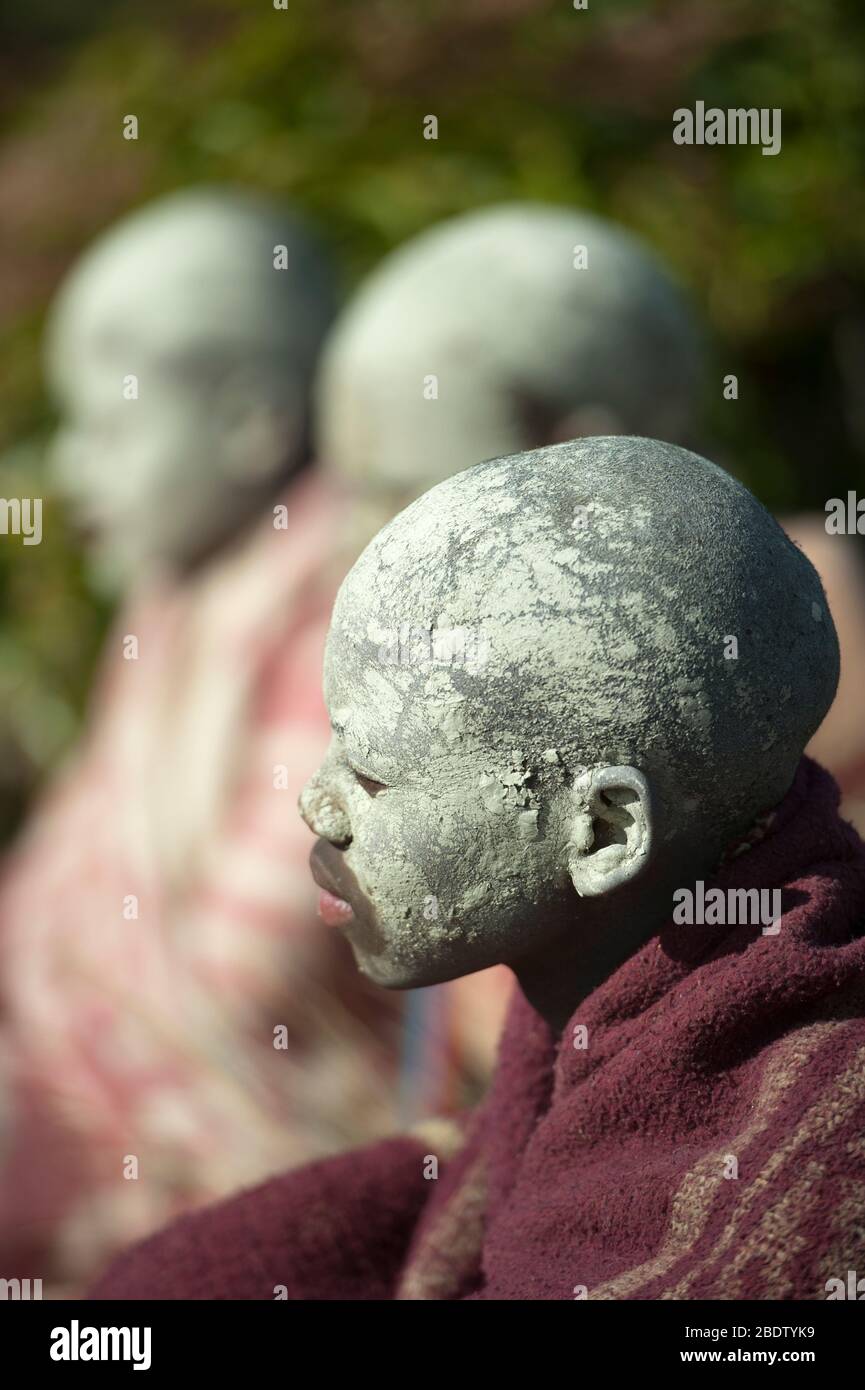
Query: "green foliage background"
1 0 864 837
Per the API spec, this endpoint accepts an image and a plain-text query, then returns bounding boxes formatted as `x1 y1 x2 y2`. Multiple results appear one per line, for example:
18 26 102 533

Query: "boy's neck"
511 866 709 1035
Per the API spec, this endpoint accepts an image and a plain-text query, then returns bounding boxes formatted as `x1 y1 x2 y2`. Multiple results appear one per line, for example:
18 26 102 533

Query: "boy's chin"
350 945 464 992
353 955 437 991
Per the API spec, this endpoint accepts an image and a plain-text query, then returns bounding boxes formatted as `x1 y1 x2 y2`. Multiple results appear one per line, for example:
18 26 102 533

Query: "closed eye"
351 768 388 797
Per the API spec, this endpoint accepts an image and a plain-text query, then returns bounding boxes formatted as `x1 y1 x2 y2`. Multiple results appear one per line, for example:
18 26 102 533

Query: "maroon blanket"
91 757 865 1300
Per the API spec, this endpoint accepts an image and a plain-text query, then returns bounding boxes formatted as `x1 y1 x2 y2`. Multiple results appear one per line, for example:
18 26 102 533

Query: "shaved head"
46 186 337 590
316 204 703 515
302 437 837 995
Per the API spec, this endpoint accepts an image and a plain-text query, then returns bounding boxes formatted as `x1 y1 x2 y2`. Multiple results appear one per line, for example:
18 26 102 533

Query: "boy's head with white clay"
301 437 838 1031
315 204 704 540
46 187 336 593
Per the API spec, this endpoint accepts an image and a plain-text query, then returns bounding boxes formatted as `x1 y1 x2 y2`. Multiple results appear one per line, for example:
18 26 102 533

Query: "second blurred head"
316 202 704 533
46 186 337 592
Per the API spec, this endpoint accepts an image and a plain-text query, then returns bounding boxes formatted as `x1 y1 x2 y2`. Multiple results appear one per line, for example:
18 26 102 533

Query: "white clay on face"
45 187 336 590
303 436 839 989
315 203 703 518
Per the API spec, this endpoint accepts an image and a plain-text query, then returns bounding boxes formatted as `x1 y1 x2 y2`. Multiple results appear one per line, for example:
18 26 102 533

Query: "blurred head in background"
45 186 338 593
316 202 704 537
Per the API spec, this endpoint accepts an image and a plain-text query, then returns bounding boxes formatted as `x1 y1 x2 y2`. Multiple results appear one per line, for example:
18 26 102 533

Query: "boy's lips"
317 887 354 928
310 839 372 930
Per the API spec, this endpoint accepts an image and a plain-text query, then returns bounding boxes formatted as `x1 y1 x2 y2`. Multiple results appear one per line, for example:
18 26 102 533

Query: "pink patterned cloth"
0 470 404 1290
784 515 865 834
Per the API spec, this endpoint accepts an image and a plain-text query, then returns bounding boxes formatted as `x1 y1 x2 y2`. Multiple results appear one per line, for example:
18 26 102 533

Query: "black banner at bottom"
1 1296 859 1375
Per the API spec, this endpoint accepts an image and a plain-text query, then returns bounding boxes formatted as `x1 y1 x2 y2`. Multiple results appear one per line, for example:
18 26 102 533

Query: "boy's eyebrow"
330 710 357 742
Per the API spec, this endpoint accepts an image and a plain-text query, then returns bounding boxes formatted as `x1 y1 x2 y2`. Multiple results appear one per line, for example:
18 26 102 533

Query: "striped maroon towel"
90 755 865 1300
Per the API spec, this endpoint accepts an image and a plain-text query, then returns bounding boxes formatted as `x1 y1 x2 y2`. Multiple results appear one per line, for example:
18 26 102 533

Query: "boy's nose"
299 773 352 848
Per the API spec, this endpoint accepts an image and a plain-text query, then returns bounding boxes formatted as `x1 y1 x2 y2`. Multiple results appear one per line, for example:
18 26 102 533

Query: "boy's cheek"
354 806 458 919
347 801 433 894
351 791 531 926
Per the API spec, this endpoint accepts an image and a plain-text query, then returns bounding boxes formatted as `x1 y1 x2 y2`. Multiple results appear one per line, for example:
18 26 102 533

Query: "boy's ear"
566 766 653 898
217 369 303 484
